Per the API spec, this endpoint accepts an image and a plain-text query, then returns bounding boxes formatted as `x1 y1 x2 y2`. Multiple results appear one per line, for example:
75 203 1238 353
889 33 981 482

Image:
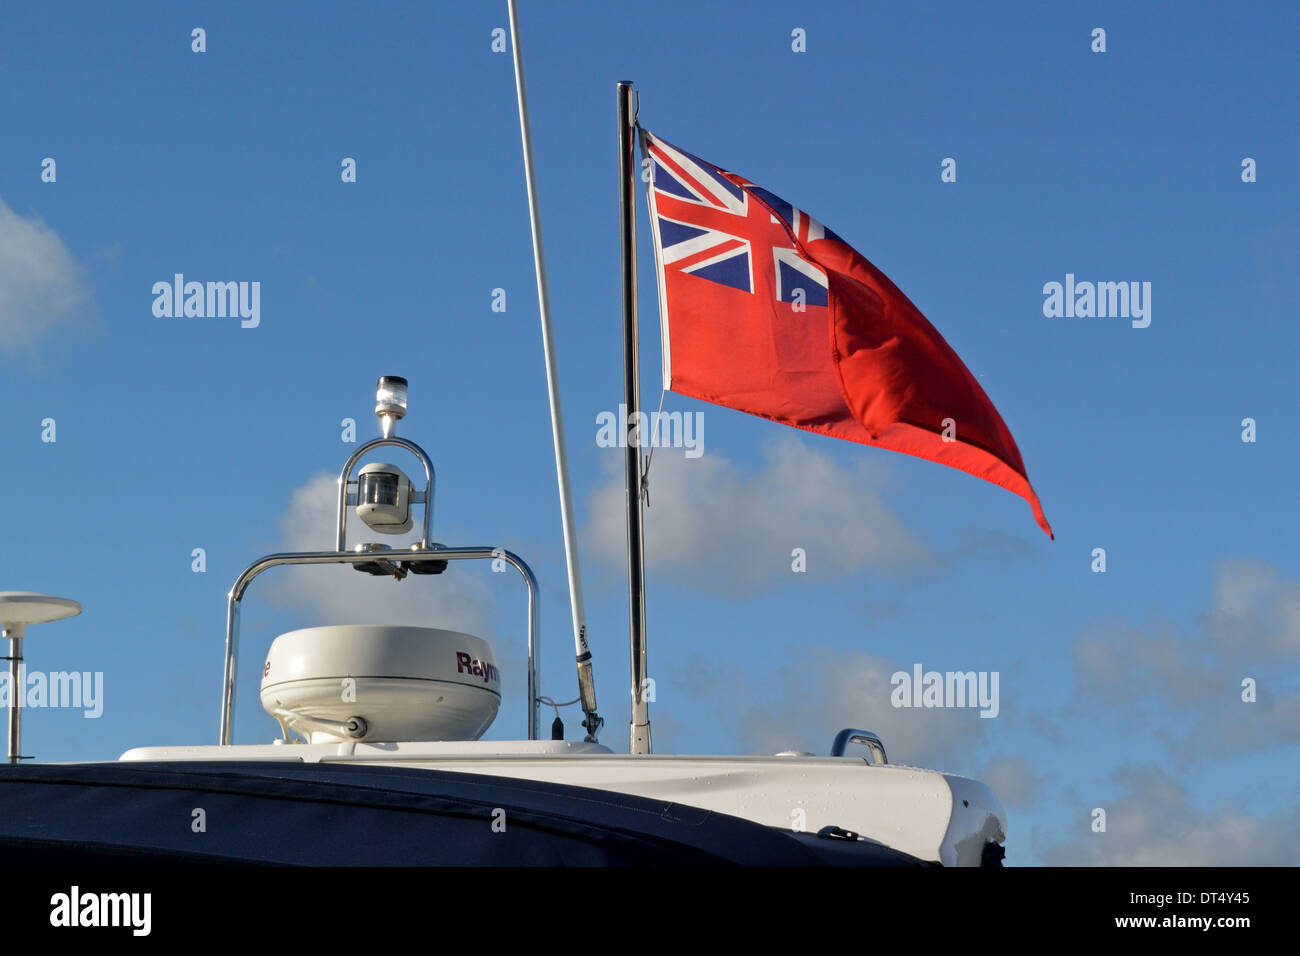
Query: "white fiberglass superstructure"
100 374 1006 867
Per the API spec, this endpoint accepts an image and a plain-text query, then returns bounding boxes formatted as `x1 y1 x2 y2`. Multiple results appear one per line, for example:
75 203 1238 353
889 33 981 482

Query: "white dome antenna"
0 592 82 764
260 626 501 744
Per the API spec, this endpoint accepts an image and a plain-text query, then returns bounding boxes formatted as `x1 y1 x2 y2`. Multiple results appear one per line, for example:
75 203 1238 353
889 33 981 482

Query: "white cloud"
1073 621 1223 707
0 197 91 359
270 472 489 636
583 433 927 595
1205 558 1300 659
979 755 1041 809
1070 559 1300 760
674 648 987 771
1041 764 1300 866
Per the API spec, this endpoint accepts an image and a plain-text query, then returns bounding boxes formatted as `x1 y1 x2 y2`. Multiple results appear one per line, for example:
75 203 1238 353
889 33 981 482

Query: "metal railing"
218 546 540 745
831 728 888 765
219 432 542 745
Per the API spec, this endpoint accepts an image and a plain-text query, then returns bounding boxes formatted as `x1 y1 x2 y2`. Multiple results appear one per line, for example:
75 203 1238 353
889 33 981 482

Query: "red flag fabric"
642 129 1052 538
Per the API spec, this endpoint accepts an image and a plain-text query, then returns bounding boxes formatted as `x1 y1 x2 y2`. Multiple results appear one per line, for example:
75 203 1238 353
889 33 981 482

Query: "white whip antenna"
506 0 601 739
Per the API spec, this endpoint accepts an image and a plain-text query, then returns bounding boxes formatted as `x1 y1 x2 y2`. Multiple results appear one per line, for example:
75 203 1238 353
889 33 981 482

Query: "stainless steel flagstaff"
506 0 601 739
618 81 652 754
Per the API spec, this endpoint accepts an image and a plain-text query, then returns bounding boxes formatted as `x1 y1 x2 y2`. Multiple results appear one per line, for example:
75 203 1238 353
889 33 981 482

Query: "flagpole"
506 0 601 740
617 80 652 755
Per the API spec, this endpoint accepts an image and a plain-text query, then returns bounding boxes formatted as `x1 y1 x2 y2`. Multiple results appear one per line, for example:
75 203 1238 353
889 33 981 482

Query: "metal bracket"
336 435 436 551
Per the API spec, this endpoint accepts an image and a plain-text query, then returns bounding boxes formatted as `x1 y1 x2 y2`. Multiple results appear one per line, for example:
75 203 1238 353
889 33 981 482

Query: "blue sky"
2 0 1297 864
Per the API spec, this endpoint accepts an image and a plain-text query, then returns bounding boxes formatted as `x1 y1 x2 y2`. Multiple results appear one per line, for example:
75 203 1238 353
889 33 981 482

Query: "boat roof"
0 760 928 866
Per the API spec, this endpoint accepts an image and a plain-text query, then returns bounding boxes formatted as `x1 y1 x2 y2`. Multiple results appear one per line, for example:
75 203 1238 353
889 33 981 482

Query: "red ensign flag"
642 130 1052 538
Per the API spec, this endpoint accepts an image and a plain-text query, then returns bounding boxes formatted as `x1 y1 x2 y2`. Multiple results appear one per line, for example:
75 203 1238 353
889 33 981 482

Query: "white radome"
259 625 501 744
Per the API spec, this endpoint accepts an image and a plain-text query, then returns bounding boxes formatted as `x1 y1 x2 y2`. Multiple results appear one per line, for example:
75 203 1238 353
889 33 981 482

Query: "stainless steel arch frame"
219 433 539 746
219 547 541 745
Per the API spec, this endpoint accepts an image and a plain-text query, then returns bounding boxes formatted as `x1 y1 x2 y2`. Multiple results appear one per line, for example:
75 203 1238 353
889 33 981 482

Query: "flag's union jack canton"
643 130 835 337
639 127 1054 539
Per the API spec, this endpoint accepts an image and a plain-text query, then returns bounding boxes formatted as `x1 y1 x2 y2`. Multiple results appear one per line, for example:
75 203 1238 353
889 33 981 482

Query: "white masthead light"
375 375 407 438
